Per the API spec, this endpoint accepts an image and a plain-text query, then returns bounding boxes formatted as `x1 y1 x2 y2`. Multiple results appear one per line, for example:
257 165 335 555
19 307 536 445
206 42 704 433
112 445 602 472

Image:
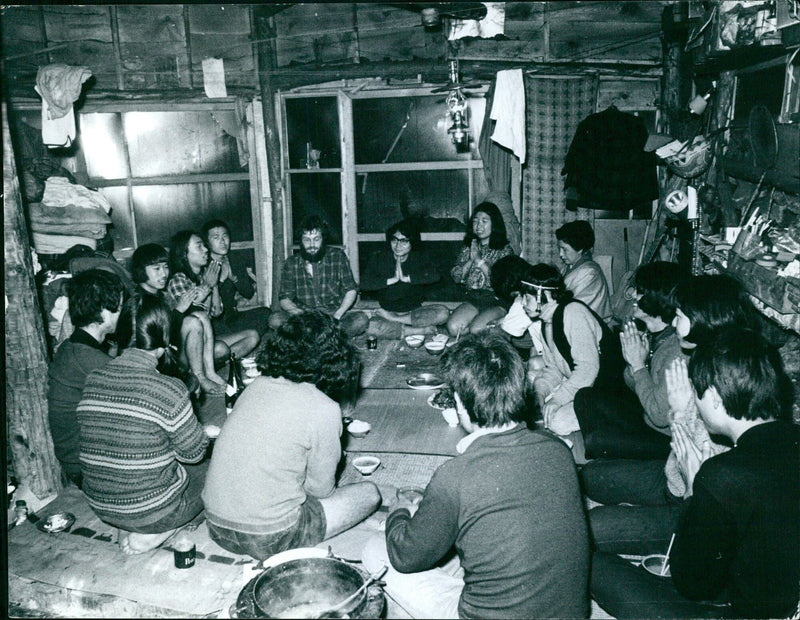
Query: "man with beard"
269 214 368 337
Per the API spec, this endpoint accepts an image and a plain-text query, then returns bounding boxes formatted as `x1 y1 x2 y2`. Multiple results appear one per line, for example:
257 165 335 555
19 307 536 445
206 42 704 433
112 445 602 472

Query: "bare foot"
120 528 178 555
207 371 227 387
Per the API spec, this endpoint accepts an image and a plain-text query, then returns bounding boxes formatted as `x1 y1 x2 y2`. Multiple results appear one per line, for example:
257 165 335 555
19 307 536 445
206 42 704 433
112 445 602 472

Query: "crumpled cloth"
35 64 92 119
32 232 97 254
42 177 112 213
29 202 111 226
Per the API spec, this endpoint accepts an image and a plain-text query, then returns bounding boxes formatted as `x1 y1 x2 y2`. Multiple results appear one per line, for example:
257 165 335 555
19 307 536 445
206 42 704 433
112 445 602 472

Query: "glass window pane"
356 170 470 234
289 173 342 245
132 182 253 248
80 113 127 179
98 186 134 253
285 97 341 169
124 111 244 177
353 95 485 163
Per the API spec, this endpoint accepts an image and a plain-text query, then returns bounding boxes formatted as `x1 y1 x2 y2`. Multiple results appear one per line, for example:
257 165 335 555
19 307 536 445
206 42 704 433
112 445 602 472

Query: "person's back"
410 426 589 618
671 420 800 618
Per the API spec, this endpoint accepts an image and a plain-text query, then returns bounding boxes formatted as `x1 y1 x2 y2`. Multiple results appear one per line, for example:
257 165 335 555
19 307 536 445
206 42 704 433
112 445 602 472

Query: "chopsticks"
661 533 676 576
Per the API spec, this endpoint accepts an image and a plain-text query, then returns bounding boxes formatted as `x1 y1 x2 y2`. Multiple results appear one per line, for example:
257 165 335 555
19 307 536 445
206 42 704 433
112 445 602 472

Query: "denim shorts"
207 496 327 561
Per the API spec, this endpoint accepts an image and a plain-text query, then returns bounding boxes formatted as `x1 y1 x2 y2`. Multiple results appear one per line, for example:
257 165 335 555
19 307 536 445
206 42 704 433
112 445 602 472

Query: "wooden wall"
2 2 666 96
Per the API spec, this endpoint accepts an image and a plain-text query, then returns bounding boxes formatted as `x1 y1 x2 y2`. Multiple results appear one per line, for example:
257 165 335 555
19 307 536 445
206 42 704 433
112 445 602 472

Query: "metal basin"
252 557 368 618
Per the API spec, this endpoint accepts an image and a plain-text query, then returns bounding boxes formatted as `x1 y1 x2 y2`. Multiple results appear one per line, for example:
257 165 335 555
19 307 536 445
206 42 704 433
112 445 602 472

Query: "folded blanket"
42 177 112 213
29 202 111 226
31 221 107 239
32 232 97 254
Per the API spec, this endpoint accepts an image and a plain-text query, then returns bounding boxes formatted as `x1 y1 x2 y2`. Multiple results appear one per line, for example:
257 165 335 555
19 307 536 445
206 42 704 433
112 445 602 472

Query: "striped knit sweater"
77 348 208 527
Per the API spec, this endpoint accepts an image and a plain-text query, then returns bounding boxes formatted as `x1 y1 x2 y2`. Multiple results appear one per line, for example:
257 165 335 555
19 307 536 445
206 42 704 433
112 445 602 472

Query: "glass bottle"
14 499 28 526
225 353 241 414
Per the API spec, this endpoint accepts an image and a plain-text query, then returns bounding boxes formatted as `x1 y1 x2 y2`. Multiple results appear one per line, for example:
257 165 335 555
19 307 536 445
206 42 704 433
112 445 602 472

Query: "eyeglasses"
390 237 411 245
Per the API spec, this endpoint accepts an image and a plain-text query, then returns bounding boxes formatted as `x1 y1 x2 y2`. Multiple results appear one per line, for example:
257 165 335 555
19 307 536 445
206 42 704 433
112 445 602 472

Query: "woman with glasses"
361 219 450 339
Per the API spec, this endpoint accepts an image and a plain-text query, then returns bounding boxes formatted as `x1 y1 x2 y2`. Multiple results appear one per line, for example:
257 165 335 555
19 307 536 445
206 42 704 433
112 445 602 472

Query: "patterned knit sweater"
77 348 208 527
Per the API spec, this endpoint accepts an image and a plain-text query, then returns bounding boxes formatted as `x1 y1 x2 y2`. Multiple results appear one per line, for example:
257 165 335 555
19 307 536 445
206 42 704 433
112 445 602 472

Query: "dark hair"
464 201 509 250
385 218 422 251
555 220 594 253
67 269 124 328
169 230 203 284
634 261 687 323
521 263 573 304
442 332 525 427
673 274 760 346
689 328 793 422
297 214 330 244
200 219 230 244
259 311 359 404
131 244 169 284
115 293 172 352
491 255 532 306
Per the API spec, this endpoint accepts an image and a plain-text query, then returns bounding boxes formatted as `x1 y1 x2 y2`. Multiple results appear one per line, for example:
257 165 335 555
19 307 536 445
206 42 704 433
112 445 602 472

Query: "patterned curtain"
522 75 598 265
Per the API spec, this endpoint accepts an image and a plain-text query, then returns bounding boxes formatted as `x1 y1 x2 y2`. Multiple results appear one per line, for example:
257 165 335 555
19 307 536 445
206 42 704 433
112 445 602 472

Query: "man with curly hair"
268 214 368 337
202 311 381 560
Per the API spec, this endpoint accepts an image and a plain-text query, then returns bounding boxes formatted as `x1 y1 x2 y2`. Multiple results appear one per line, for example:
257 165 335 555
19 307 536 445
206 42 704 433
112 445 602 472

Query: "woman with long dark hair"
448 201 515 336
78 294 209 554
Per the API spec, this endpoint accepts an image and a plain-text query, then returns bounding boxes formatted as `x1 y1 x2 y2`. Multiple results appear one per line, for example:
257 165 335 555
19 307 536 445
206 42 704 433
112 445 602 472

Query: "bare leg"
317 482 382 539
181 315 224 395
468 306 506 334
217 329 260 358
191 311 227 385
447 302 478 336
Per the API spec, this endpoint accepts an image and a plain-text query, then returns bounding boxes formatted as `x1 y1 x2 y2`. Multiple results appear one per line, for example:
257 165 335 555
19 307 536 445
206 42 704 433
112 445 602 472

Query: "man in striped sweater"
78 294 209 554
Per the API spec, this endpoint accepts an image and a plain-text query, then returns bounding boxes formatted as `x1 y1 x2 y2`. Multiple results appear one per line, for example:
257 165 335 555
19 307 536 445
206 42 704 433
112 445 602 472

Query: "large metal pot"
252 557 368 618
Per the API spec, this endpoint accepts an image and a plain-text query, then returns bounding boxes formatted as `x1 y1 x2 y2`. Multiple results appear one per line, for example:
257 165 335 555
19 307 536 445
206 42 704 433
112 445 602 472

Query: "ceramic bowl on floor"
424 340 446 355
641 554 670 577
352 456 381 475
404 334 425 348
347 419 371 438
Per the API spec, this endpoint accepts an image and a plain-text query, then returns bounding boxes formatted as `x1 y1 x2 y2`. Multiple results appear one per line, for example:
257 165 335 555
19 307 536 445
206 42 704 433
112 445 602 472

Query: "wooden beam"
3 103 62 498
254 10 287 309
108 6 125 91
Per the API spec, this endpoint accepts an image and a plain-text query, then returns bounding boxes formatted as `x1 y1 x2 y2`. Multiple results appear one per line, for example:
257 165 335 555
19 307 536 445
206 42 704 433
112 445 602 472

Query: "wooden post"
3 103 62 497
253 7 286 309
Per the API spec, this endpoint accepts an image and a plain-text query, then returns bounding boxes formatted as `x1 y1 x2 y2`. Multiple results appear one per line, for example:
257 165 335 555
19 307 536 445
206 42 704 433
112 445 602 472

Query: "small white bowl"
347 419 371 438
352 456 381 475
431 333 449 344
404 334 425 348
424 340 446 355
641 554 671 577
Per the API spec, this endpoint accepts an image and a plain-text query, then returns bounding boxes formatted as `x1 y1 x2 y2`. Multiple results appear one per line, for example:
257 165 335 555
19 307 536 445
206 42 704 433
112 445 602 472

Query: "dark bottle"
225 353 243 414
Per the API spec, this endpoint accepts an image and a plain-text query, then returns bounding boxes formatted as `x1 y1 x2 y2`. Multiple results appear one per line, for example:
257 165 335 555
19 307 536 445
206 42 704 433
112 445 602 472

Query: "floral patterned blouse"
450 243 514 291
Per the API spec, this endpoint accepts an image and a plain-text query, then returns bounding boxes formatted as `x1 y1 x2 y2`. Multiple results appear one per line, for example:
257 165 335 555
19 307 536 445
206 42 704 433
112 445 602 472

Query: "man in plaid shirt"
268 214 368 337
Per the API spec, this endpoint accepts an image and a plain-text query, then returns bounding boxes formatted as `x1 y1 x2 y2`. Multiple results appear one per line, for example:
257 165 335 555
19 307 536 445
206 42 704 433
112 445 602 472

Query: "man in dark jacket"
591 328 800 619
47 269 124 488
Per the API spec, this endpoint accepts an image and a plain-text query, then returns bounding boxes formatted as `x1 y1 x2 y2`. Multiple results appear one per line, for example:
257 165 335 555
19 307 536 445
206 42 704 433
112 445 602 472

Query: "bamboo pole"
3 103 62 497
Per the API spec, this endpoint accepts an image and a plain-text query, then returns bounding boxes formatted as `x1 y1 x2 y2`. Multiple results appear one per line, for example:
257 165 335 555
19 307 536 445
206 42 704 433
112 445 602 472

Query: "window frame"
279 85 487 280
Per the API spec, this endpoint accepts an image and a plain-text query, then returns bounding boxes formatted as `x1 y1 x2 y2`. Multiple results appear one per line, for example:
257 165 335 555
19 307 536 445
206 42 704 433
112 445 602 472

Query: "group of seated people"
43 200 798 618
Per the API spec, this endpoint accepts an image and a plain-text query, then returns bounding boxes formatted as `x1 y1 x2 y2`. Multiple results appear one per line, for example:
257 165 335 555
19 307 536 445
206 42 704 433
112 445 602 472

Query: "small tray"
37 511 75 533
407 373 445 390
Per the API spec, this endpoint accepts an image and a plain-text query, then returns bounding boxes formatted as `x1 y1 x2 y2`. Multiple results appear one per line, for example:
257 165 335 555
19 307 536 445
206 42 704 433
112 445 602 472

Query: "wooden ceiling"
1 2 669 97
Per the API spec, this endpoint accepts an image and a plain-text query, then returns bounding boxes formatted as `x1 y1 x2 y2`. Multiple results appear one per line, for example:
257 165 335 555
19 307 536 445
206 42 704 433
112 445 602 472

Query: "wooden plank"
549 21 662 62
188 4 251 35
42 5 112 43
457 38 546 61
115 4 185 43
349 389 466 456
545 1 664 24
1 6 47 44
597 78 660 110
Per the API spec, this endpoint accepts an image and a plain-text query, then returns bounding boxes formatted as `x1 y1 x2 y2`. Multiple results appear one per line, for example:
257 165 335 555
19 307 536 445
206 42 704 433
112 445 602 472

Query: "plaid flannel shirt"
165 271 212 313
279 247 357 313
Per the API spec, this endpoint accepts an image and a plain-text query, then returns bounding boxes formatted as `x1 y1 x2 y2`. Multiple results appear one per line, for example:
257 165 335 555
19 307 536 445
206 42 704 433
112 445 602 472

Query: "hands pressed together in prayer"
469 240 489 277
386 258 411 286
665 358 711 495
620 320 649 372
